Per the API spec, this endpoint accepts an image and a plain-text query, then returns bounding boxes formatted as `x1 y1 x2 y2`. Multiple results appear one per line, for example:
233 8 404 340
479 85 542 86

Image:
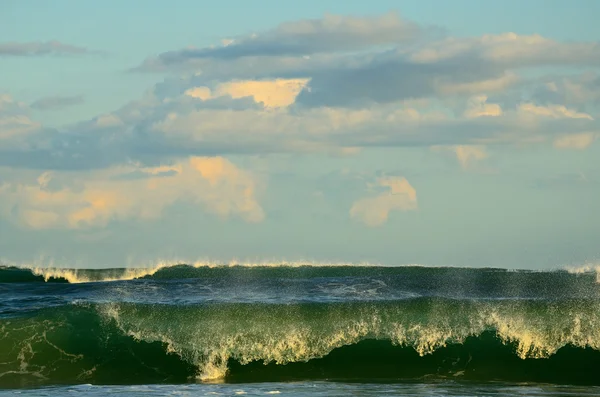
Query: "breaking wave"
0 261 386 283
2 261 599 284
2 298 600 387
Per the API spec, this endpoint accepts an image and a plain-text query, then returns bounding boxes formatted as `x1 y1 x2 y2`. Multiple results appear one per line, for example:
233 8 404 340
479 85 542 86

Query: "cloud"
1 13 599 171
533 72 600 106
463 95 503 118
136 15 600 110
0 41 88 56
518 103 593 120
350 176 417 226
185 78 310 108
295 31 600 108
1 86 597 170
31 95 84 111
0 95 41 141
553 132 596 150
137 12 421 71
454 145 488 169
409 33 600 67
0 156 264 229
433 145 489 169
438 72 519 95
430 144 488 169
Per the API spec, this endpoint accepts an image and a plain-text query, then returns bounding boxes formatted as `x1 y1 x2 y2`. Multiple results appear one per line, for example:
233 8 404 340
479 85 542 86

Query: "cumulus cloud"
31 95 84 111
135 15 600 110
1 85 597 171
185 78 310 108
0 41 89 56
1 13 599 172
0 156 264 229
350 176 417 226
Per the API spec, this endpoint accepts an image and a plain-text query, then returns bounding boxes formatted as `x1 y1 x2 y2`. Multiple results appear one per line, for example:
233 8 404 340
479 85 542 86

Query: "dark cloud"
295 57 505 107
31 95 84 111
137 12 422 71
135 25 600 110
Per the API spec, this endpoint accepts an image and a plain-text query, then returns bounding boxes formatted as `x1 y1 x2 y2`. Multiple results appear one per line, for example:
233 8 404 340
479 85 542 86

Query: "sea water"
1 263 600 396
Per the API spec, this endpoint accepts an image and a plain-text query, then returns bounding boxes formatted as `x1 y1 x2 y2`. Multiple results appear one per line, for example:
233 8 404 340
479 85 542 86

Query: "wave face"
1 265 600 388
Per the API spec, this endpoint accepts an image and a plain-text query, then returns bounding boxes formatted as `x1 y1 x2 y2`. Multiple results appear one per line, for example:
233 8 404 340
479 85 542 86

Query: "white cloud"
350 177 417 227
464 95 503 118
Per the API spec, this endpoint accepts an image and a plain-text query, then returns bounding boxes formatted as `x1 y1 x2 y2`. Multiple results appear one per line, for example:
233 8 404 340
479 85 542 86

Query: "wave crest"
2 298 600 387
99 299 600 381
1 260 393 283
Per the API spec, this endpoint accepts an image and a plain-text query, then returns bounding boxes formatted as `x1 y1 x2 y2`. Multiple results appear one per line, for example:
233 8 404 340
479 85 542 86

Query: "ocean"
1 263 600 396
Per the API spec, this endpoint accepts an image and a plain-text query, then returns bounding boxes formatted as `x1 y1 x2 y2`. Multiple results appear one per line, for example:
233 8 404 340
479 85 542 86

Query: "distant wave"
2 299 600 387
0 261 428 283
1 260 599 284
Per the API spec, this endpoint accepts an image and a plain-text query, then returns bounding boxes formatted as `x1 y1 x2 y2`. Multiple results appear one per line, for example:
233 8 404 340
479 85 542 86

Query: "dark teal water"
1 264 599 396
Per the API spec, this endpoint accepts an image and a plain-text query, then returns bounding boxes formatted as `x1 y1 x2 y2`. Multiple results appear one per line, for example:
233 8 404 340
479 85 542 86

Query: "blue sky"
1 0 599 268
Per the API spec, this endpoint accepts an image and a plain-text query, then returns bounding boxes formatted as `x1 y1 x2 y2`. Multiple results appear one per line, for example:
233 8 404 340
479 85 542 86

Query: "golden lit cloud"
0 156 264 229
518 103 593 120
454 145 488 169
185 78 310 108
350 177 417 227
463 96 503 118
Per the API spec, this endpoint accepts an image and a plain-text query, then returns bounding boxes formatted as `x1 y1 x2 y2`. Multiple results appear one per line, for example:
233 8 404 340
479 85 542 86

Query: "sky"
1 0 599 269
